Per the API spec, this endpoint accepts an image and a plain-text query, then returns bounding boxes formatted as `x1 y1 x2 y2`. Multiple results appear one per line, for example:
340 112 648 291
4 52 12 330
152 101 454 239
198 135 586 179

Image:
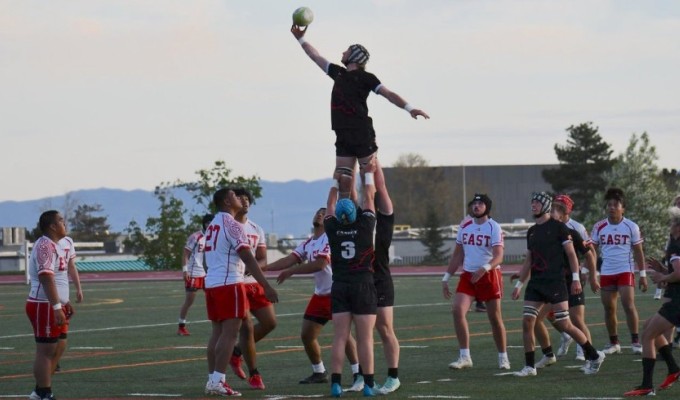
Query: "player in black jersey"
324 160 379 397
624 207 680 396
291 24 429 198
511 192 605 377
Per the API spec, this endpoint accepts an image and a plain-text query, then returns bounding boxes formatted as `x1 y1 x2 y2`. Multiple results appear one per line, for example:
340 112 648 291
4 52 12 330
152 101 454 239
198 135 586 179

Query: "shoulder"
460 219 473 229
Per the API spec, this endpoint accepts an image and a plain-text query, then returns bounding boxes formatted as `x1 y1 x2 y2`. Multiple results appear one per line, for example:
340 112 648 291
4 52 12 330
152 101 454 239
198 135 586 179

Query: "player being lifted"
291 23 429 198
442 194 510 371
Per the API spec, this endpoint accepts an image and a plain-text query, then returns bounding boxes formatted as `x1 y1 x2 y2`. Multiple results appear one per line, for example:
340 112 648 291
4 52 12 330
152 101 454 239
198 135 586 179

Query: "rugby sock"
312 362 325 373
641 358 656 389
388 368 398 379
460 348 471 358
524 351 535 368
542 346 554 358
631 333 640 344
36 387 51 398
364 374 375 388
609 335 619 344
658 344 680 374
211 371 226 384
232 346 242 357
582 341 599 360
351 363 360 375
331 373 342 385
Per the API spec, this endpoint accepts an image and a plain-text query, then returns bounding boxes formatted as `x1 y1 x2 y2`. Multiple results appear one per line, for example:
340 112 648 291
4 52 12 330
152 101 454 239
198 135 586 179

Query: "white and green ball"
292 7 314 26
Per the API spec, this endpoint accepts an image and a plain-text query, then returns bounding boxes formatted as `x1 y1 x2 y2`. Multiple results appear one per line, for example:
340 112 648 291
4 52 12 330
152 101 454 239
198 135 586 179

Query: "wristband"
298 37 307 45
332 181 339 189
52 303 62 311
514 281 523 290
572 272 580 281
182 265 188 272
442 272 451 282
639 270 647 278
404 104 415 112
364 172 375 186
482 263 492 272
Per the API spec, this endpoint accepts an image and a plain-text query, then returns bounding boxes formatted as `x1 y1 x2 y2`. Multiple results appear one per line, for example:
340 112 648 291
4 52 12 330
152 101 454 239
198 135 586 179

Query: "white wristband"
572 272 580 281
364 172 375 186
442 272 451 282
52 303 62 311
332 181 339 189
404 104 415 112
514 281 523 290
639 270 647 277
298 37 307 45
482 263 492 272
182 265 188 272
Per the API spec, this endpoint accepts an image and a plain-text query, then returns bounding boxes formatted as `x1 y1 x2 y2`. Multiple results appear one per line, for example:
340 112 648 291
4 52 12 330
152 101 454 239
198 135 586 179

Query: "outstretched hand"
410 109 430 120
291 24 307 40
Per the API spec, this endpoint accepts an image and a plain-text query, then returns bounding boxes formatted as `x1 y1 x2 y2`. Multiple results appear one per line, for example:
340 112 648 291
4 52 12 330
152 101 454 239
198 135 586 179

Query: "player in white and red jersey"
177 214 213 336
25 211 68 400
442 194 510 371
229 188 276 390
203 187 278 397
590 188 647 355
266 207 360 385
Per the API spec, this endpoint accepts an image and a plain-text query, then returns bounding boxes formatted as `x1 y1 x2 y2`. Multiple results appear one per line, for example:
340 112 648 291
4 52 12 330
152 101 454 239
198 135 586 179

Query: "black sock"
179 322 186 328
249 368 259 377
232 346 242 357
331 373 342 385
364 374 375 388
632 333 640 343
582 341 599 360
36 387 51 398
610 335 619 344
542 346 554 357
388 367 398 379
358 365 364 375
658 344 680 374
642 357 656 389
525 351 535 368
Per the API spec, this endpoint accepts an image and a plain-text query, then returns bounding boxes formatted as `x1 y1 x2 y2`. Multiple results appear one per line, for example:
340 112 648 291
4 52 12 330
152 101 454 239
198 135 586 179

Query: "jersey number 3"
340 241 355 259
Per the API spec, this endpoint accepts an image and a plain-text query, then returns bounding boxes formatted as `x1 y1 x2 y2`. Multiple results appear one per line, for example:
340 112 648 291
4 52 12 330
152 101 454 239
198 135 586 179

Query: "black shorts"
375 277 395 308
658 301 680 326
334 128 378 158
331 281 377 315
565 275 585 308
524 280 569 304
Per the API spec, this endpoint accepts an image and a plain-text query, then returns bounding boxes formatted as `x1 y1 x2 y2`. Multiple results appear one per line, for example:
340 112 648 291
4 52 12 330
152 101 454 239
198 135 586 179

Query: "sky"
1 0 679 202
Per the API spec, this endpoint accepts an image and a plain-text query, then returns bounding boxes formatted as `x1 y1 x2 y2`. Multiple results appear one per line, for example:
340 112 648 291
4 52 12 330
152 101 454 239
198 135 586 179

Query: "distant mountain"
0 179 334 238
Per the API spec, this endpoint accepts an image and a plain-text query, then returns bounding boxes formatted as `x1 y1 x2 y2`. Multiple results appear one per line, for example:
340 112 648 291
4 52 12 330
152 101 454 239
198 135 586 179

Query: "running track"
0 265 523 285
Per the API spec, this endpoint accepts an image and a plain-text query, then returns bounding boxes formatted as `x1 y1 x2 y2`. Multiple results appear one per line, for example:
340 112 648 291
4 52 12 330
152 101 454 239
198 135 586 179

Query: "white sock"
179 318 186 324
576 345 584 355
561 331 571 341
312 362 325 373
211 371 226 384
350 363 359 374
498 352 508 359
460 348 470 358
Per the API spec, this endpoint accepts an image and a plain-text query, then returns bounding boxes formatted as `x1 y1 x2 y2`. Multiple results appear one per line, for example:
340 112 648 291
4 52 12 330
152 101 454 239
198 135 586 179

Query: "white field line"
562 398 623 400
71 346 113 350
275 345 305 348
401 345 429 348
127 394 181 397
410 396 471 399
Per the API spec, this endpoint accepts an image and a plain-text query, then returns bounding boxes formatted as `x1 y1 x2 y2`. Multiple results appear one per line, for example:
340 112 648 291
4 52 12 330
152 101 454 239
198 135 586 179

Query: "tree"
583 132 673 257
69 204 113 242
419 207 449 265
543 122 617 220
393 153 429 168
124 160 262 270
124 185 189 270
661 168 680 194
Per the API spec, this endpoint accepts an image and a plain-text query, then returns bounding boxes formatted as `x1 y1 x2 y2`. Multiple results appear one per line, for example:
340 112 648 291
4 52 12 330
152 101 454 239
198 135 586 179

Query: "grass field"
1 276 678 399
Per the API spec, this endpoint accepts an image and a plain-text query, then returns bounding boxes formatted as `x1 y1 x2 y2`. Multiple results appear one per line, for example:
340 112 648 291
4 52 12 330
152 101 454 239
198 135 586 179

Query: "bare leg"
301 319 325 365
452 293 473 350
600 290 619 338
376 306 399 368
485 299 507 353
619 286 639 337
179 291 196 320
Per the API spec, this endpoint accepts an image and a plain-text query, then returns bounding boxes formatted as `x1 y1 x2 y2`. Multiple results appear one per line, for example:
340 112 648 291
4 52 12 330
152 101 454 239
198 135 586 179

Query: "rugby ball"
292 7 314 26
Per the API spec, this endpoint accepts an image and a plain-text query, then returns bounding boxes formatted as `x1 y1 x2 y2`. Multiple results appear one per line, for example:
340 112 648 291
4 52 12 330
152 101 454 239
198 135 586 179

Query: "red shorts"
25 300 68 341
600 272 635 291
185 276 205 291
244 282 272 311
456 269 503 302
304 294 332 322
205 284 248 321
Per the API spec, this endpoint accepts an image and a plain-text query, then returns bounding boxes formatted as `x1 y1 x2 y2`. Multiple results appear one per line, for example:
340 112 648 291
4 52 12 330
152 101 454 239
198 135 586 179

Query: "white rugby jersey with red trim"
565 218 592 246
242 219 267 284
591 217 643 275
456 218 504 272
184 231 207 278
204 212 251 288
292 233 332 295
55 236 76 303
28 236 67 302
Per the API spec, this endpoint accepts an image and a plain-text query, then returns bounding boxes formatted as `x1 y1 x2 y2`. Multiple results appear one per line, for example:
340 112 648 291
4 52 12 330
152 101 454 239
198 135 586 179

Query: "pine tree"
419 207 449 265
543 122 616 220
584 133 673 257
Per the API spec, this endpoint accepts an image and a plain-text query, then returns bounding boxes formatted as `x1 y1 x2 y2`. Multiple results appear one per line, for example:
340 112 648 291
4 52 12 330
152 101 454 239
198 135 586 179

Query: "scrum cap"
531 192 552 215
471 193 492 216
553 194 574 214
347 44 370 65
335 198 357 224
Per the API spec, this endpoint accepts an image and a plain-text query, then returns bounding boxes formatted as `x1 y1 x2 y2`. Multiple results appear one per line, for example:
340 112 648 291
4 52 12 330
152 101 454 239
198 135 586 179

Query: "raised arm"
376 85 429 120
291 25 330 72
277 257 329 285
264 253 299 272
